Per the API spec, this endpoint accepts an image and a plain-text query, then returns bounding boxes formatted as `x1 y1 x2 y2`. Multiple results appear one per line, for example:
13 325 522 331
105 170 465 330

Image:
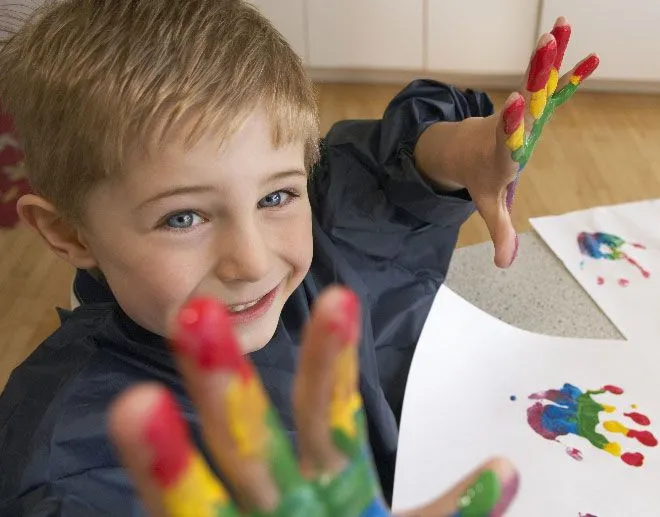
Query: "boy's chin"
233 316 279 355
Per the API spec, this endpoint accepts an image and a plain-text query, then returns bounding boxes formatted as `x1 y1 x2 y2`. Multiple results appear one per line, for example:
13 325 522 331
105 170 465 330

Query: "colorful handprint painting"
577 231 650 287
527 383 657 467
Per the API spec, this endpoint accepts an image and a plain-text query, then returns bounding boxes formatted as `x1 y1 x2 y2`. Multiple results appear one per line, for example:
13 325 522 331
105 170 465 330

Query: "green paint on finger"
456 470 501 517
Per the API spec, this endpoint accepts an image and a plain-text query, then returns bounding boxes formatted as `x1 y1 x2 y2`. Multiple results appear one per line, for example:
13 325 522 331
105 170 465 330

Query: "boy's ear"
17 194 98 269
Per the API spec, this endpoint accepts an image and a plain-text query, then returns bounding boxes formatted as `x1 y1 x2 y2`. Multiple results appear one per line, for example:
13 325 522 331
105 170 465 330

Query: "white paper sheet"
393 286 660 517
530 199 660 342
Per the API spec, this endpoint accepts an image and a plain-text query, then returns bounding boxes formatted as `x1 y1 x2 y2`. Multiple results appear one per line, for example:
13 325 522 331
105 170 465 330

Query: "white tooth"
229 297 261 313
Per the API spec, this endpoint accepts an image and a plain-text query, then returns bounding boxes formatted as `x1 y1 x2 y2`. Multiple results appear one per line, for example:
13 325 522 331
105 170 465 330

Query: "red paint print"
621 452 645 467
566 447 583 461
573 54 600 82
627 430 658 447
550 25 571 69
145 391 193 488
618 278 630 287
625 412 651 426
623 254 651 278
527 39 557 91
602 385 624 395
597 276 605 285
502 95 525 134
632 243 646 249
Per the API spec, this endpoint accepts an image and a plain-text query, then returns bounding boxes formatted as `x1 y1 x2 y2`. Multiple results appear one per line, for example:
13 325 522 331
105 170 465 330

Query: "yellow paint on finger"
163 454 229 517
604 442 622 457
570 75 580 86
546 68 559 97
529 89 547 119
330 346 362 439
505 124 525 152
604 420 629 435
226 376 269 458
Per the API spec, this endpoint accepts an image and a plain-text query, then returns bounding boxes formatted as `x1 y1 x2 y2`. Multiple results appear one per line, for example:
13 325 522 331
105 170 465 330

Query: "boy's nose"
213 222 270 283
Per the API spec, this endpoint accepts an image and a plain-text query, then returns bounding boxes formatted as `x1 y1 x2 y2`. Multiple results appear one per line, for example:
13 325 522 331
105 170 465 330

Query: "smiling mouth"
228 297 263 313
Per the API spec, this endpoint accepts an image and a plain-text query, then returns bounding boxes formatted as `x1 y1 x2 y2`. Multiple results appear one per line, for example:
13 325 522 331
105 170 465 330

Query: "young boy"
0 0 593 513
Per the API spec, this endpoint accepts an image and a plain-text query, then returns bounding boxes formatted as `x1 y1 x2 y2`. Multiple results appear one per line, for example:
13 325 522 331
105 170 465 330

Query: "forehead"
119 108 306 191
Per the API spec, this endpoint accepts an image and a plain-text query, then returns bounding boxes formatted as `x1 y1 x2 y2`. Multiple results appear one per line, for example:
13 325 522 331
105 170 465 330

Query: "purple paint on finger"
489 472 520 517
506 180 517 213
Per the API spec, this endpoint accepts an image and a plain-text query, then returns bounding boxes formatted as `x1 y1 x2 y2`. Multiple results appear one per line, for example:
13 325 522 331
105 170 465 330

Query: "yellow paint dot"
604 442 622 457
505 124 525 152
604 420 628 435
529 89 547 119
602 404 616 413
632 404 638 409
546 68 559 97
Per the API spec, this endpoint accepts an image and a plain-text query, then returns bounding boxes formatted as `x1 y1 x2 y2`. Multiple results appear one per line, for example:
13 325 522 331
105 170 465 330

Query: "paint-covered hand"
108 286 519 516
494 17 600 267
419 17 598 269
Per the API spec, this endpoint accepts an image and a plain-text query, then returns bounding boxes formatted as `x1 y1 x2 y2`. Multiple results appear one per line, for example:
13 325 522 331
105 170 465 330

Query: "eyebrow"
137 170 307 209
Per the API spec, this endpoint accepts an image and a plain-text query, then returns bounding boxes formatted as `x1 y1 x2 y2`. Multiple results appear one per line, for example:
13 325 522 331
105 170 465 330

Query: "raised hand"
108 287 519 516
468 17 599 269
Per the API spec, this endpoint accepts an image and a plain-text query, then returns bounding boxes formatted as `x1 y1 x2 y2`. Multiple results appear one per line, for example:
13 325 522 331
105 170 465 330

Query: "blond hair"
0 0 319 221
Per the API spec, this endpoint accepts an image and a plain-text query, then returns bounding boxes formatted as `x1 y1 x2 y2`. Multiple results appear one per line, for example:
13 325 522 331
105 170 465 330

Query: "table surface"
444 231 623 340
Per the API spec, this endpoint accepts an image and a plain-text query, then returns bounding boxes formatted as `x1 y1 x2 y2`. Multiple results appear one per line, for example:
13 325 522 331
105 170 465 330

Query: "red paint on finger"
145 391 193 488
173 297 252 380
502 95 525 135
573 54 600 82
327 289 361 345
550 25 571 69
527 39 557 91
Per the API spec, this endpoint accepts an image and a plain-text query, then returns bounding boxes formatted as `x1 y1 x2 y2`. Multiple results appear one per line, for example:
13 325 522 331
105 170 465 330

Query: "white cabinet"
427 0 539 74
539 0 660 81
306 0 424 70
248 0 308 62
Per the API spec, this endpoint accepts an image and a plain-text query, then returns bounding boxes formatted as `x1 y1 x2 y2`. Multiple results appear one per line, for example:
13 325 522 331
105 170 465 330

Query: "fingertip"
108 383 166 453
502 92 525 135
553 15 568 27
536 32 556 50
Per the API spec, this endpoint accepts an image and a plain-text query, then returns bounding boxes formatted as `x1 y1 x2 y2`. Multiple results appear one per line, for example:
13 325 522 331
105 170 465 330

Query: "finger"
171 297 324 516
293 285 359 477
553 53 600 101
108 384 239 517
399 458 519 517
294 286 387 515
546 17 571 97
476 192 518 269
524 33 557 128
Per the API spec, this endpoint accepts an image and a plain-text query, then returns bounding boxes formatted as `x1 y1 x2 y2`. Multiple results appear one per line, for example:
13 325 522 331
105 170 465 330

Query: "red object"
597 276 605 285
624 411 651 426
621 452 644 467
145 390 194 488
627 429 658 447
527 39 557 92
550 25 571 70
502 95 525 135
173 297 252 380
602 385 624 395
0 109 30 228
574 55 600 82
325 289 361 345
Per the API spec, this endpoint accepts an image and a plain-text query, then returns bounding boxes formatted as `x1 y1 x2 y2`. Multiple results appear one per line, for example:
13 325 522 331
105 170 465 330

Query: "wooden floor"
1 83 659 390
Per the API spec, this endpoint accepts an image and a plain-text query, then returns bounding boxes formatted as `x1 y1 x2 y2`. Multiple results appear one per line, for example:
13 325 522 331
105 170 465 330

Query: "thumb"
475 194 518 269
398 457 519 517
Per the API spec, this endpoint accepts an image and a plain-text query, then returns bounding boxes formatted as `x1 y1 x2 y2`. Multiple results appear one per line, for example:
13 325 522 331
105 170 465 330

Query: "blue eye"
164 211 205 229
258 190 292 209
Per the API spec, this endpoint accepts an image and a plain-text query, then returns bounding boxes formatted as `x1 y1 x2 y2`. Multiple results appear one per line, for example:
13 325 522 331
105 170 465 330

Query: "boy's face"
80 108 313 353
